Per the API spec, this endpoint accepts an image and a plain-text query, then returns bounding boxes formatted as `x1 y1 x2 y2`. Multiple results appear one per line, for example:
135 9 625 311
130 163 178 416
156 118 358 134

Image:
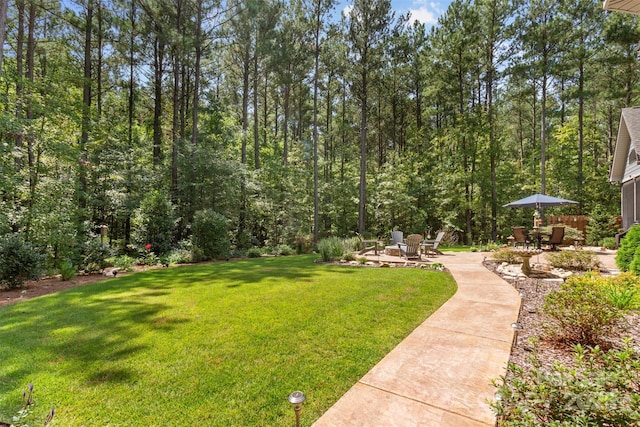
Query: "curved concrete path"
312 252 521 426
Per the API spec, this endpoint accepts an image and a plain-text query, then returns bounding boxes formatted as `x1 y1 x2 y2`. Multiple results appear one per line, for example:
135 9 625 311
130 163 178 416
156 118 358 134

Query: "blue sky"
338 0 452 27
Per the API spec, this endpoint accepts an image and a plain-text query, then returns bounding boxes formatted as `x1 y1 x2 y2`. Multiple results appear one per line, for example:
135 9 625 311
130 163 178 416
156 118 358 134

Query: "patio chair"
512 227 530 248
398 234 423 260
391 230 404 245
421 231 445 256
542 226 565 251
356 232 381 255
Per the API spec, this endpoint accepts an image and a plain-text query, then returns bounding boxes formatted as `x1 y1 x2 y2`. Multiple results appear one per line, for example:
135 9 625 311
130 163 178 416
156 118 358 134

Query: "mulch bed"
483 260 640 374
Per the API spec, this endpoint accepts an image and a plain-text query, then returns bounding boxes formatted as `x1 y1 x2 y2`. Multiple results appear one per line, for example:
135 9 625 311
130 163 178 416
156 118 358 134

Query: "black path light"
288 391 306 427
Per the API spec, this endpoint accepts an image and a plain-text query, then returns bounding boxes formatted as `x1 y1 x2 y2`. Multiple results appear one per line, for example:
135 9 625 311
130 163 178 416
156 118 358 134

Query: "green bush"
163 249 193 265
542 273 629 346
133 190 176 256
586 205 620 246
317 237 345 262
274 244 295 256
191 209 229 260
490 248 522 264
294 234 313 255
0 233 45 289
246 247 262 258
81 238 112 272
492 342 640 426
343 252 356 262
605 272 640 310
599 237 617 250
546 250 601 271
110 255 137 272
59 260 76 281
616 225 640 272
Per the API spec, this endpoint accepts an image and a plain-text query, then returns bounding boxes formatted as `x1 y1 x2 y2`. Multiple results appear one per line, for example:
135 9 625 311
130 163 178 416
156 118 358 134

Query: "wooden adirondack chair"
391 230 404 245
398 234 423 260
421 231 445 256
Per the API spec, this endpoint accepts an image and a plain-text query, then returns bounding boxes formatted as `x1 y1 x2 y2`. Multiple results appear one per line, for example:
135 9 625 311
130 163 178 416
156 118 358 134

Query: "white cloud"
342 4 353 18
408 6 438 25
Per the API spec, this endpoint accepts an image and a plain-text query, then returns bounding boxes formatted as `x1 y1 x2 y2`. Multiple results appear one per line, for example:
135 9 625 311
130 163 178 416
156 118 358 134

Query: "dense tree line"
0 0 637 266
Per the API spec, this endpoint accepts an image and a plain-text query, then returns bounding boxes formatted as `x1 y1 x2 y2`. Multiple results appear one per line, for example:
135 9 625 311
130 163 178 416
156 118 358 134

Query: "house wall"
621 177 640 230
621 143 640 231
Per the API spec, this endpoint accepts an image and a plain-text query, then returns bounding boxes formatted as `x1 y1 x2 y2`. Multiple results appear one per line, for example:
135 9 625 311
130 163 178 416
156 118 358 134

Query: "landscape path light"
288 391 306 427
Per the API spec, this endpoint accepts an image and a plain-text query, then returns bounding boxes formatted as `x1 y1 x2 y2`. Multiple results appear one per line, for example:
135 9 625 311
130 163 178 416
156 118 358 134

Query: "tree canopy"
0 0 634 260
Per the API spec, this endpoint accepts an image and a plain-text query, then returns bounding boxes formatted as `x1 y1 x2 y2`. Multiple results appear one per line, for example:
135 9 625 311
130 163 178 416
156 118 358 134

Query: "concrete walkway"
312 252 521 426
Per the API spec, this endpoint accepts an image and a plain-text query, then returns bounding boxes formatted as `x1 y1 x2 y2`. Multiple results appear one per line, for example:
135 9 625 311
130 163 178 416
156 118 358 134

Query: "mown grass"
0 255 456 426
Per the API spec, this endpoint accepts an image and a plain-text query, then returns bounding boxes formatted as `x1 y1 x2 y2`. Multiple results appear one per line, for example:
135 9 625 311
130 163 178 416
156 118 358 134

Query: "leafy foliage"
80 238 112 272
491 248 522 264
191 209 230 260
59 260 77 281
586 205 620 245
616 225 640 272
493 342 640 426
546 250 601 271
318 237 347 262
0 234 44 289
133 190 176 256
542 273 630 346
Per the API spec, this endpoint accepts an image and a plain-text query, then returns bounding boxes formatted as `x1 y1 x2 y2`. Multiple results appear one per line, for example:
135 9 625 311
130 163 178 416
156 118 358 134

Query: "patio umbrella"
503 193 579 209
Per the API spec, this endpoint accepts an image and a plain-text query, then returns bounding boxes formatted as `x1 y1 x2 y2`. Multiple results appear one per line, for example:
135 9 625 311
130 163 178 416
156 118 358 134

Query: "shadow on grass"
0 256 350 391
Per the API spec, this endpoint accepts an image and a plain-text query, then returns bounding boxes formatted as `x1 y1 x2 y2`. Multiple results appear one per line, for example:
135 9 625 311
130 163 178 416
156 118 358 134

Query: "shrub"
246 247 262 258
599 237 617 249
492 342 640 426
343 252 356 262
586 205 620 246
133 190 176 256
491 248 522 264
294 234 313 255
630 246 640 275
0 233 44 289
542 273 629 346
357 257 368 264
81 238 112 272
110 255 136 272
138 247 160 267
546 250 601 271
59 260 76 281
605 272 640 310
163 249 193 265
616 225 640 272
317 237 345 262
274 244 295 256
191 209 229 260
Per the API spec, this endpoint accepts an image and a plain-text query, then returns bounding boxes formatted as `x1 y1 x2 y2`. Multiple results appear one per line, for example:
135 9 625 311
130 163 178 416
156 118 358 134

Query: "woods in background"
0 0 635 266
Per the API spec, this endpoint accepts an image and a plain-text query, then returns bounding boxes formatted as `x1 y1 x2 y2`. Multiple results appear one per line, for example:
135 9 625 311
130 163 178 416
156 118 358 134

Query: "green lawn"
0 255 456 426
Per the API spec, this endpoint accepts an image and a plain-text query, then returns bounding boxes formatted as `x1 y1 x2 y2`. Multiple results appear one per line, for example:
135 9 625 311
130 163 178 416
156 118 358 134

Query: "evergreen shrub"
599 237 617 250
586 205 619 245
191 209 229 260
134 190 176 255
616 225 640 272
246 247 262 258
0 233 44 289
